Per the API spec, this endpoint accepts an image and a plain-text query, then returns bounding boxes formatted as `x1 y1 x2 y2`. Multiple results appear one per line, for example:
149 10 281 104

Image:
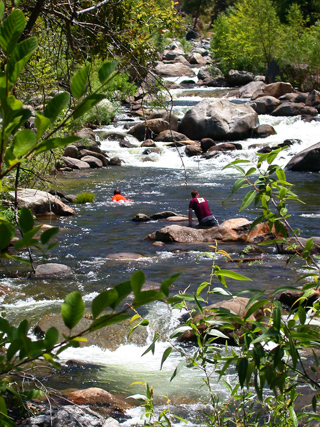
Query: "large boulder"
80 155 103 168
251 124 277 139
154 130 189 142
8 189 76 216
154 62 195 77
285 142 320 172
263 82 293 98
147 111 179 131
146 218 281 244
250 96 281 114
226 70 254 86
178 99 258 141
79 149 109 166
128 119 170 141
61 156 91 170
238 81 266 99
271 102 318 117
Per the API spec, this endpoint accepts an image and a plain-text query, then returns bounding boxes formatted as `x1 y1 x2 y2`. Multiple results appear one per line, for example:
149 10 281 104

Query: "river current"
2 80 320 425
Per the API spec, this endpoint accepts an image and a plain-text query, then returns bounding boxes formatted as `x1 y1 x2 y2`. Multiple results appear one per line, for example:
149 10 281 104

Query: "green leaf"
43 92 70 122
160 347 172 370
71 66 89 99
91 289 118 319
0 218 15 251
11 129 37 157
34 136 80 155
206 328 229 339
0 9 25 55
18 208 34 233
238 357 248 387
40 227 59 245
98 61 118 84
90 313 131 332
298 305 306 325
72 94 106 120
133 290 165 307
61 292 85 330
130 270 145 295
276 168 286 182
44 327 59 349
110 280 132 310
35 114 52 140
0 396 7 415
245 299 269 320
289 406 298 427
0 2 4 20
239 190 256 212
170 359 186 381
160 273 181 297
170 326 192 338
8 37 38 84
216 270 251 281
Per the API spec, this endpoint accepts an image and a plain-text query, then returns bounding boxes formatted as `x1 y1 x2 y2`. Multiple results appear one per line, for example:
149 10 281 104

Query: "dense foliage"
210 0 320 88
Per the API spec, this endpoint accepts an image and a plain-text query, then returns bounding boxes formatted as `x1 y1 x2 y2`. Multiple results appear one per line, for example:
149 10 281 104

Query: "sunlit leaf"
98 61 118 84
71 66 89 99
61 292 85 330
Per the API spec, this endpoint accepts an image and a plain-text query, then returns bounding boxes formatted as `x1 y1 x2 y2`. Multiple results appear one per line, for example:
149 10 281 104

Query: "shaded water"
2 83 320 424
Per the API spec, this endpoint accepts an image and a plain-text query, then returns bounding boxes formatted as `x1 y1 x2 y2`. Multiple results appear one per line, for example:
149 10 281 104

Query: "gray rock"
8 189 76 216
154 62 195 77
185 144 202 156
141 139 157 147
188 52 207 65
146 218 280 244
61 156 91 170
163 48 185 60
128 119 170 141
250 96 281 114
64 145 78 158
179 99 258 141
200 138 215 152
108 157 122 166
271 102 318 117
75 128 96 142
251 124 277 139
238 81 266 99
80 155 103 168
306 89 320 106
154 130 189 142
132 213 151 222
285 142 320 171
147 111 179 131
226 70 254 86
263 82 293 98
151 211 180 219
34 263 74 278
79 149 108 166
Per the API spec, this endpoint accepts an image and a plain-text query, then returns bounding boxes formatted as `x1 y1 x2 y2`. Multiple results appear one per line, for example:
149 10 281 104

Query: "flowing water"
2 80 320 425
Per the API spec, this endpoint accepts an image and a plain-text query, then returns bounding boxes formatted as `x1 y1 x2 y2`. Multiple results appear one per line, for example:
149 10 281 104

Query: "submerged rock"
34 263 74 278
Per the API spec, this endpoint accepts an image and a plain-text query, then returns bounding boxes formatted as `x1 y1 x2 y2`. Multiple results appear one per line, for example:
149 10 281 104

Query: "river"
2 80 320 425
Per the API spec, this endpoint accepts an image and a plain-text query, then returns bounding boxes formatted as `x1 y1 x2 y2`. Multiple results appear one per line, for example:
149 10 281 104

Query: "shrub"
74 192 95 204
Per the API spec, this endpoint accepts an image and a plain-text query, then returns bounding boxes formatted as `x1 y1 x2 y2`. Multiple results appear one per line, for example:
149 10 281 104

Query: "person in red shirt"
112 189 131 202
188 190 219 227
